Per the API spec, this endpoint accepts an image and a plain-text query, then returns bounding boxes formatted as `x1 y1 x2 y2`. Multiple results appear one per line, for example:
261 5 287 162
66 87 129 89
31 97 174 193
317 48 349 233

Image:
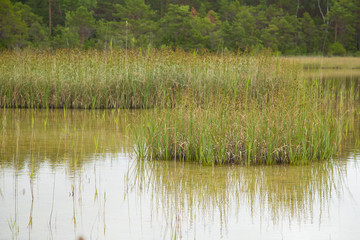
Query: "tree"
14 2 48 47
65 6 96 47
95 20 127 49
354 0 360 51
218 0 241 23
0 0 23 48
94 0 119 21
231 7 258 50
1 0 358 54
220 20 234 50
329 0 354 43
158 4 193 49
113 0 158 47
300 12 318 53
0 0 47 48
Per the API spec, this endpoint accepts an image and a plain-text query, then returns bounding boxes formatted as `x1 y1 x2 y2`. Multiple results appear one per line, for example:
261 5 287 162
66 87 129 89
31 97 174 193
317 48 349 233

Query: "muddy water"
0 84 360 239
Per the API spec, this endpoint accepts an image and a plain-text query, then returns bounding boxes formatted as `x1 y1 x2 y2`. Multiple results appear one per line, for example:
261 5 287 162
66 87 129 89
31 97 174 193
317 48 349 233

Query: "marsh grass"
0 49 358 165
0 49 294 109
290 56 360 70
0 49 227 109
131 53 358 165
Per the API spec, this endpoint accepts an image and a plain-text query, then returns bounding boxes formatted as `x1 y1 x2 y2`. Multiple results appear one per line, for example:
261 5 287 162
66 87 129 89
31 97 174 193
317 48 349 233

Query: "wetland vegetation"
0 108 359 239
0 52 359 239
1 50 359 166
1 0 360 239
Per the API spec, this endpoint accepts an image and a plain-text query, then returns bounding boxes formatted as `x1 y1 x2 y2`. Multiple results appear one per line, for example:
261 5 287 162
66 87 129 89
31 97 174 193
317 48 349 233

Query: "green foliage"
113 0 158 48
159 4 193 49
0 0 21 48
0 0 48 48
13 2 49 47
231 7 257 50
330 42 346 56
300 12 318 53
65 6 96 47
0 0 359 54
94 20 127 49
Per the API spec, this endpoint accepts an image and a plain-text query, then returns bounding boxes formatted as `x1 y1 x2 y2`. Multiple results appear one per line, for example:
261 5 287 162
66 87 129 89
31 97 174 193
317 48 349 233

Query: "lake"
0 74 360 240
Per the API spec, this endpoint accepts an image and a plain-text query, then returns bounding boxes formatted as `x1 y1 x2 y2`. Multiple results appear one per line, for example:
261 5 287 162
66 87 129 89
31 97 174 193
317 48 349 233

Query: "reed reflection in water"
0 108 359 239
126 158 354 239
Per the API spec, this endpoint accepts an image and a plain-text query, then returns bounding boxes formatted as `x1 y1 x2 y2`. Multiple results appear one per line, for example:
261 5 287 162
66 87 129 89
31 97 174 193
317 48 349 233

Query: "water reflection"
0 105 359 239
0 109 137 171
126 158 348 238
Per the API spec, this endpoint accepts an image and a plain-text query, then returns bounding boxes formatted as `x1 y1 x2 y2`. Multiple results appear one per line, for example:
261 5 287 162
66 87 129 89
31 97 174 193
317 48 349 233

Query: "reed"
132 54 358 165
0 49 357 165
0 49 245 109
289 56 360 70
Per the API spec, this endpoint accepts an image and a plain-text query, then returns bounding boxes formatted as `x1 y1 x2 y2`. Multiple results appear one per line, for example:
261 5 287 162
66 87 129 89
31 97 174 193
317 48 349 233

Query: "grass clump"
133 53 357 165
0 49 356 165
0 49 196 109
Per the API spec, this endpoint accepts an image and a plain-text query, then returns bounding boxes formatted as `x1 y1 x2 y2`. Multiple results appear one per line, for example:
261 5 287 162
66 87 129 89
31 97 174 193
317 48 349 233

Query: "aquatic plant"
0 49 357 165
132 53 358 165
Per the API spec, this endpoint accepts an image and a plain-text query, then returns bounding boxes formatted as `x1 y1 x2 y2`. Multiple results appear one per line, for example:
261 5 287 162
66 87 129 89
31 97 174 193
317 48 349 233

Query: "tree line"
1 0 359 55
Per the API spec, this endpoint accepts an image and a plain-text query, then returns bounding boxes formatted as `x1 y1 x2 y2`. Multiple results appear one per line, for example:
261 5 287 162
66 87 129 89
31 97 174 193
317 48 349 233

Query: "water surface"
0 77 360 240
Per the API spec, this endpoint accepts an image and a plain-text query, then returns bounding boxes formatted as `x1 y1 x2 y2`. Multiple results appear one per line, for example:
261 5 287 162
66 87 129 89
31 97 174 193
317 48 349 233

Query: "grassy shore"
0 50 358 165
289 56 360 70
0 49 203 109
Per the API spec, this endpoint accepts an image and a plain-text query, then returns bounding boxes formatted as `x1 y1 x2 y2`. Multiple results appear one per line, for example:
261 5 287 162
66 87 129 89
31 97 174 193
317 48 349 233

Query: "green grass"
0 49 191 109
129 52 357 165
289 56 360 70
0 49 357 165
0 49 297 109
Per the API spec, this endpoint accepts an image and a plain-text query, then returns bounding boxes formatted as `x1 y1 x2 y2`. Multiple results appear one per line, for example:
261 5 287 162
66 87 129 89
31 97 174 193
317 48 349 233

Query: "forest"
1 0 359 55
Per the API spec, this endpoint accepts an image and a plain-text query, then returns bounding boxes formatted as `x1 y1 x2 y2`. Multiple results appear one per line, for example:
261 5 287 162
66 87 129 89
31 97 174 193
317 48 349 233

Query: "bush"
330 42 346 56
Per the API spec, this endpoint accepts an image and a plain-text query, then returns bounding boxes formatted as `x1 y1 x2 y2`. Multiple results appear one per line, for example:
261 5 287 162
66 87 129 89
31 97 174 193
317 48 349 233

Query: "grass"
0 49 217 109
135 88 352 165
0 49 358 165
130 52 358 165
289 56 360 70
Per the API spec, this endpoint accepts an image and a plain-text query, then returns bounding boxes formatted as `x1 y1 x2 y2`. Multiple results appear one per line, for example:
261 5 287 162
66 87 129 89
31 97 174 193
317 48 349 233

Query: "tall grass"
0 49 261 109
289 56 360 70
131 53 358 165
0 49 299 109
0 49 357 165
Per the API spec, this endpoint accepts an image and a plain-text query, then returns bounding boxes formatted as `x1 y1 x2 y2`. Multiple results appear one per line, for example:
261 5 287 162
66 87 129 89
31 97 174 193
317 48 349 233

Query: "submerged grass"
0 49 358 165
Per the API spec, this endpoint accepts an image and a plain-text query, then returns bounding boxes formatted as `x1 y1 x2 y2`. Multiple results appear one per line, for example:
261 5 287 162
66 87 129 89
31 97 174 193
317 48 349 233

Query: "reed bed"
135 92 349 165
0 49 189 109
0 49 269 109
0 49 357 165
131 53 358 165
289 56 360 70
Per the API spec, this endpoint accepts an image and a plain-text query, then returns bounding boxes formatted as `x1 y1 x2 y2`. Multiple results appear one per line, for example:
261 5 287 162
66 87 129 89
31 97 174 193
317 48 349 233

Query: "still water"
0 77 360 240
